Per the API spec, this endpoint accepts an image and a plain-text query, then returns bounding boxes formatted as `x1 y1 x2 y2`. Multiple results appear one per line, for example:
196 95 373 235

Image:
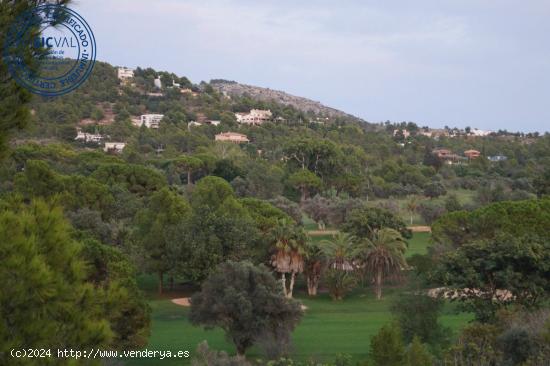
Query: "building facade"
215 132 250 144
235 109 273 125
104 142 126 153
137 114 164 129
117 67 134 80
464 150 481 159
75 130 103 143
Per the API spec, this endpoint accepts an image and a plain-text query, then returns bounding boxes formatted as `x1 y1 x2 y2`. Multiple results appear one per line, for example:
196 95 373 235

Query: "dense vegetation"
1 4 550 364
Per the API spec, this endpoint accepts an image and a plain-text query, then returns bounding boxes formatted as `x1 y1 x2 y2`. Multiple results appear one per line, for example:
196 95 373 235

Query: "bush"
417 202 446 225
369 323 406 366
406 336 433 366
423 182 447 199
390 293 450 348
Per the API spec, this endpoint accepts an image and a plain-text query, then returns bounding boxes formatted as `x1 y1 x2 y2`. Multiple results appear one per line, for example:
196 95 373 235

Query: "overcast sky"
74 0 550 132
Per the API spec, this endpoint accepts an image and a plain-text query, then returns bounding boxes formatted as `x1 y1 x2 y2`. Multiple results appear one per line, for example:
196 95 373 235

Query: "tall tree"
0 199 112 365
406 196 419 225
189 261 302 357
303 238 325 296
81 238 151 349
434 234 550 322
269 218 307 298
320 233 359 300
134 188 191 294
173 155 203 185
356 228 407 300
287 170 322 204
320 232 357 272
342 206 412 240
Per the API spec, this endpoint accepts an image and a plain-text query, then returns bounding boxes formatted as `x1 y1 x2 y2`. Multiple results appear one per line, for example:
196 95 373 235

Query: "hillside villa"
117 67 134 80
75 129 103 144
235 109 272 125
104 142 126 153
215 132 249 143
464 149 481 160
432 148 463 164
469 128 493 137
135 114 164 129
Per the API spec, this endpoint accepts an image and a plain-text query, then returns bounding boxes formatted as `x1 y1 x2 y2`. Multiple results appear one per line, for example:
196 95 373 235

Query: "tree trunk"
300 187 307 204
187 170 193 185
375 269 382 300
158 272 164 295
169 275 174 291
281 272 287 297
236 345 246 358
410 214 413 225
307 275 318 296
287 272 296 298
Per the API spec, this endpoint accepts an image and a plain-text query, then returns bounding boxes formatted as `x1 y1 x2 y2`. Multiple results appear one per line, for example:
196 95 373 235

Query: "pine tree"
0 199 112 365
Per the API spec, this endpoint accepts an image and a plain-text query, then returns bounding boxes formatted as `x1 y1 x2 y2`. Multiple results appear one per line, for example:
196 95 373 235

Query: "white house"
117 67 134 80
136 114 164 129
235 109 272 125
104 142 126 153
205 120 221 126
154 77 162 89
470 128 493 137
188 121 202 128
75 129 103 143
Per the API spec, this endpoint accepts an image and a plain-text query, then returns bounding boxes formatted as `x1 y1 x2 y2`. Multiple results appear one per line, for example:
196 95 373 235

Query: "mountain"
210 79 364 122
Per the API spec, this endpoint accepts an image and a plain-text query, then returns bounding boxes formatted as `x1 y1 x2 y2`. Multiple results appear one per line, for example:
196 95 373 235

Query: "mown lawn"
127 289 471 365
406 231 431 257
125 233 464 365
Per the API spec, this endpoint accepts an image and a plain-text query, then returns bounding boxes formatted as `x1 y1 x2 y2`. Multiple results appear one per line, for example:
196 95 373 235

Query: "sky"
73 0 550 133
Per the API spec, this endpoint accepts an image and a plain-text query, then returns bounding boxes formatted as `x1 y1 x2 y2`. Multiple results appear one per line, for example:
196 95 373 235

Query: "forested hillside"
8 61 550 216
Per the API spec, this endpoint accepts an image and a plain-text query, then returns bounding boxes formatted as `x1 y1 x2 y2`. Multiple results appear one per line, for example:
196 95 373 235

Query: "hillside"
211 79 365 122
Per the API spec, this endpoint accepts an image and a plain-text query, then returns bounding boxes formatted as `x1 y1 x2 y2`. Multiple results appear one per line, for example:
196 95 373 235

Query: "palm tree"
406 196 418 225
320 232 359 300
303 238 325 296
270 218 307 298
355 228 407 300
320 232 357 271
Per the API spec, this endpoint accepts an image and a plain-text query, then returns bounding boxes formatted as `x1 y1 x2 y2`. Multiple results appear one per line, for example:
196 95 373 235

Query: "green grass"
308 231 432 258
406 232 432 257
127 288 472 365
126 233 461 365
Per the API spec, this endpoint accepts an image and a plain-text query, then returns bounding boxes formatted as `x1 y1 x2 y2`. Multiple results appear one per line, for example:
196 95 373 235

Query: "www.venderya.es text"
10 348 190 360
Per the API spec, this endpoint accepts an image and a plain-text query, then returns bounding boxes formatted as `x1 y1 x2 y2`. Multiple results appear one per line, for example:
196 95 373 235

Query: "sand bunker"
171 298 191 307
